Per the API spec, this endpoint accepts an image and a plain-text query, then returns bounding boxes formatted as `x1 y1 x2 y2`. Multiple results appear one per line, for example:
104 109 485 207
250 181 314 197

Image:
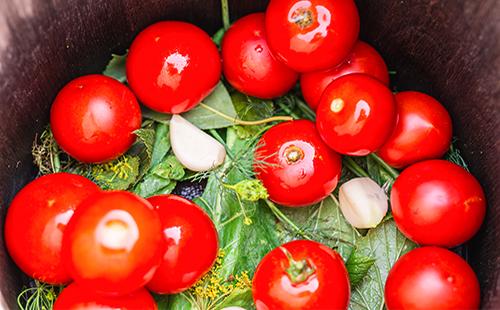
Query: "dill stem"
343 157 369 177
265 199 311 240
275 99 301 119
199 103 293 125
221 0 230 30
296 98 316 121
368 153 399 179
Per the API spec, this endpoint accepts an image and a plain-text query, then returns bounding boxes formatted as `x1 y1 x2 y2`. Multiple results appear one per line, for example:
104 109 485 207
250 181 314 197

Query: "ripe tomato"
253 240 350 310
50 75 142 163
127 21 221 114
62 191 165 295
221 13 298 99
254 120 342 207
146 194 218 294
265 0 359 72
377 91 453 168
391 160 486 247
316 74 396 155
300 41 389 110
54 283 157 310
4 173 99 284
385 247 480 310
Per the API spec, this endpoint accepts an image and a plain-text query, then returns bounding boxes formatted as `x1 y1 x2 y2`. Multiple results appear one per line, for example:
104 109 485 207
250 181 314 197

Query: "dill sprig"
17 281 63 310
32 127 73 175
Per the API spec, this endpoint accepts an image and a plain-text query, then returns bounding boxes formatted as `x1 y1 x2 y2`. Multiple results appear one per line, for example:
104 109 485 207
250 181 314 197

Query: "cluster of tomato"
3 0 488 309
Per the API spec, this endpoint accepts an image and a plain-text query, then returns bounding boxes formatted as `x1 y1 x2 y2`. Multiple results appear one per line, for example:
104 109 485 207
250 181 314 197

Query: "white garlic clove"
338 177 388 229
170 114 226 172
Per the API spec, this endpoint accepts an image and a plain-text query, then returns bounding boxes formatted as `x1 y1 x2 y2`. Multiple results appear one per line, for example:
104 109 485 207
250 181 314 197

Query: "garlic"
170 115 226 172
338 177 388 229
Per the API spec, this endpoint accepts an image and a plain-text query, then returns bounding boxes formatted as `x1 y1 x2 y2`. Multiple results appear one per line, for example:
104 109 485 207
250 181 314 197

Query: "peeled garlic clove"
170 115 226 172
338 177 388 229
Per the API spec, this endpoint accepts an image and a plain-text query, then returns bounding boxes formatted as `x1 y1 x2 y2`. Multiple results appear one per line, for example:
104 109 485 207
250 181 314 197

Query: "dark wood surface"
0 0 498 308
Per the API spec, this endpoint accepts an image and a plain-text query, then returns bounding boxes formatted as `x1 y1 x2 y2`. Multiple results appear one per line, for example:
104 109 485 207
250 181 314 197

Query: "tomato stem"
199 103 293 125
280 246 316 284
221 0 231 30
368 153 399 179
265 200 311 240
343 157 370 178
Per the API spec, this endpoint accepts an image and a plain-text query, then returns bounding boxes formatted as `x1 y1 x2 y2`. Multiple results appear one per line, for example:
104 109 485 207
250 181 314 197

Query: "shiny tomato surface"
127 21 221 114
378 91 453 168
146 194 218 294
391 160 486 247
54 283 158 310
254 120 342 207
222 13 298 99
4 173 99 284
50 75 142 163
62 191 165 295
316 74 396 155
385 247 480 310
300 41 389 110
253 240 350 310
265 0 359 72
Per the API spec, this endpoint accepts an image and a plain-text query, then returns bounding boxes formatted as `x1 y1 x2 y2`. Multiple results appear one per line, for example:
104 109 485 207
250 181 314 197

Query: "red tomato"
127 21 221 114
50 75 142 163
253 240 350 310
391 160 486 247
62 191 165 295
146 194 218 294
54 283 157 310
377 91 453 168
316 74 397 155
221 13 298 99
385 247 480 310
254 120 342 207
265 0 359 72
4 173 99 284
300 41 389 110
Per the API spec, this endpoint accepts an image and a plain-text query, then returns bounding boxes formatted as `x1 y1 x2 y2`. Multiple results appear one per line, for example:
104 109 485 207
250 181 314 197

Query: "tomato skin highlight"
62 191 165 295
50 75 142 163
377 91 452 168
254 120 342 207
385 247 480 310
127 21 221 114
54 283 157 310
300 41 389 110
4 173 100 284
316 74 397 156
391 160 486 247
265 0 359 72
253 240 350 310
146 194 219 294
222 13 299 99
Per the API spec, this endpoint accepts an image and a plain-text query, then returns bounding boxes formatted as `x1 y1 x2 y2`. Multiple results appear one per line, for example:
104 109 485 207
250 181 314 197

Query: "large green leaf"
277 195 361 260
102 53 127 83
349 219 417 310
143 83 238 130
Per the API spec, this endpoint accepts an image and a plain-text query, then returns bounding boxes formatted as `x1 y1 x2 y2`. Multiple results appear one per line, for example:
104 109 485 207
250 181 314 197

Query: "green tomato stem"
368 153 399 179
221 0 231 30
199 103 293 125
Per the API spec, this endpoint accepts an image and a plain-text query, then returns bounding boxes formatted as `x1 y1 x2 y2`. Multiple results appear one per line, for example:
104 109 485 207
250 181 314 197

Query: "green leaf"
151 123 170 168
349 219 418 310
103 53 127 83
346 249 376 287
134 128 155 164
143 83 238 130
215 288 254 309
277 195 361 260
133 174 176 198
152 155 185 180
231 92 274 139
